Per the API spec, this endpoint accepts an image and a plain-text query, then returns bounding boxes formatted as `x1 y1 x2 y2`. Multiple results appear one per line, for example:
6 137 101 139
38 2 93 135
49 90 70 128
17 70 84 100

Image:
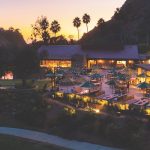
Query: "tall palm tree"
97 18 105 27
82 14 91 32
73 17 81 40
50 20 61 37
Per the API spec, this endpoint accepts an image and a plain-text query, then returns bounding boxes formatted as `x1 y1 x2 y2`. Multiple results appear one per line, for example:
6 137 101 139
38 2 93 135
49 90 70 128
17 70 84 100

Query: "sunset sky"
0 0 125 42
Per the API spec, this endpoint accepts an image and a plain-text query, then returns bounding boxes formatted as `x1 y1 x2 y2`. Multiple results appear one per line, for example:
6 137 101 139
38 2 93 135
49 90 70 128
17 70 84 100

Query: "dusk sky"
0 0 125 42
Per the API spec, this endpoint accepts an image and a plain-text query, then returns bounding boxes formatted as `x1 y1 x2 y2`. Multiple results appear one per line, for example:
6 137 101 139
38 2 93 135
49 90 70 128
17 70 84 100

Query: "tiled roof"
38 45 139 60
86 45 139 60
139 54 150 60
137 64 150 71
38 45 85 60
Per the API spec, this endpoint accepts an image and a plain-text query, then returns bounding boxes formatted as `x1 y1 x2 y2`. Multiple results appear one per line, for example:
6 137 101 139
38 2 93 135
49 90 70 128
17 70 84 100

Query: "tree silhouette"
56 35 68 45
31 25 38 43
73 17 81 40
97 18 105 27
14 46 39 87
32 16 50 44
9 27 15 31
82 14 91 32
50 20 61 37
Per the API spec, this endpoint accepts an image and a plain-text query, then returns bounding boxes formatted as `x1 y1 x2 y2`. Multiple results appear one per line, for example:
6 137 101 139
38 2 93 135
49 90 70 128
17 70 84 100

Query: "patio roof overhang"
38 45 140 61
136 64 150 71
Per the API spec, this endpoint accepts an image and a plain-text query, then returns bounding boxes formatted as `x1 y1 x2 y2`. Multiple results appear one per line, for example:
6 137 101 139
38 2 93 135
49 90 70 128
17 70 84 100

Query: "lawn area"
34 79 51 90
0 135 69 150
0 79 22 86
0 79 51 90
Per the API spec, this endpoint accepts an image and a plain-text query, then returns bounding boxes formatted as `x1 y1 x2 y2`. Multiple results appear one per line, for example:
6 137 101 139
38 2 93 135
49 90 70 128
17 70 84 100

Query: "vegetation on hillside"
80 0 150 52
0 28 27 77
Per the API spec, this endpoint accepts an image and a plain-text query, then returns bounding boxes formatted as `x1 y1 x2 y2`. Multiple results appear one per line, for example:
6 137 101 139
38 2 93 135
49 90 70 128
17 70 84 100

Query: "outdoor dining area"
43 66 150 114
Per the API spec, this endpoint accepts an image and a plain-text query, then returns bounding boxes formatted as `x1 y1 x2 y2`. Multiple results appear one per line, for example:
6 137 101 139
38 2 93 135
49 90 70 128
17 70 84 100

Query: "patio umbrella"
137 82 150 89
117 73 129 81
45 73 55 78
56 69 65 75
91 73 103 79
108 68 116 74
81 81 96 88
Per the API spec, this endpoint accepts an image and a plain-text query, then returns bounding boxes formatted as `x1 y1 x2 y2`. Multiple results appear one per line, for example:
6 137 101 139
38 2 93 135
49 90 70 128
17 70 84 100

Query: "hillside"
0 28 26 64
0 28 26 50
80 0 150 51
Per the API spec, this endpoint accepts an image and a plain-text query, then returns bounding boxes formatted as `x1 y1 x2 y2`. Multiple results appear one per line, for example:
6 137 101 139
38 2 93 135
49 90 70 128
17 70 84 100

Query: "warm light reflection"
68 94 75 100
1 72 13 80
146 109 150 115
56 92 64 98
94 109 100 114
82 96 90 103
40 60 71 68
0 0 125 43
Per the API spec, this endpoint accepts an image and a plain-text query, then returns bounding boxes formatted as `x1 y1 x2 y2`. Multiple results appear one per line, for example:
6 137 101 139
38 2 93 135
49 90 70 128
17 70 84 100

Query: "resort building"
137 64 150 83
38 45 140 69
139 54 150 64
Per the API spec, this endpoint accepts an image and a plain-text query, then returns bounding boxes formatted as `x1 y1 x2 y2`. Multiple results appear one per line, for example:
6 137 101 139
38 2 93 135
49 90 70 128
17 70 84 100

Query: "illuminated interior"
146 108 150 115
137 68 142 75
117 61 126 66
137 68 150 83
128 60 134 64
88 59 110 68
118 103 129 110
40 60 71 68
1 71 13 80
55 92 64 98
88 60 97 68
97 60 105 64
146 71 150 83
88 59 127 68
147 71 150 76
40 59 134 69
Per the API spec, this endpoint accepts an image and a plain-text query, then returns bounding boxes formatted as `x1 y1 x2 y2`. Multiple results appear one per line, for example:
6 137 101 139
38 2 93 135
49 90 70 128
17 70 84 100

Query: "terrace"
1 63 150 115
38 45 139 69
42 66 150 114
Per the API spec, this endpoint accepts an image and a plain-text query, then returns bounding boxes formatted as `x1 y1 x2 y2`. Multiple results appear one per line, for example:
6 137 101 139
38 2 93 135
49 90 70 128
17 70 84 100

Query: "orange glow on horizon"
0 0 125 43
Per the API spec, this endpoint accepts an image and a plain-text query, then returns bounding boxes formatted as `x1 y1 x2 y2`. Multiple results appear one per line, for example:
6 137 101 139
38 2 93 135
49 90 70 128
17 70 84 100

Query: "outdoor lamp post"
52 67 57 90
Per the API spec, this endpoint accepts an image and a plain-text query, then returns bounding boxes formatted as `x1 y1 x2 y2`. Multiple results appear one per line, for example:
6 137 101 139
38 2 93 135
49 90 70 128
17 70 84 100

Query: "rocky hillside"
81 0 150 51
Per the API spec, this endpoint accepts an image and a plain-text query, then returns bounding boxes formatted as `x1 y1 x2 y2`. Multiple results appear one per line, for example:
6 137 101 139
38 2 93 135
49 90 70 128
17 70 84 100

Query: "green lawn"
34 79 51 90
0 135 69 150
0 79 51 90
0 79 22 86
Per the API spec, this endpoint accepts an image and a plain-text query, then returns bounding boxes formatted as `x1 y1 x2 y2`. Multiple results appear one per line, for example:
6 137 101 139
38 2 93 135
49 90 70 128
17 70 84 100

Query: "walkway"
0 127 121 150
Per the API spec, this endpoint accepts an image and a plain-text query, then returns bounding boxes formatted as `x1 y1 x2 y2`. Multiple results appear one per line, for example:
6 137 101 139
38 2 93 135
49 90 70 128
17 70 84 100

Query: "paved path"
0 127 121 150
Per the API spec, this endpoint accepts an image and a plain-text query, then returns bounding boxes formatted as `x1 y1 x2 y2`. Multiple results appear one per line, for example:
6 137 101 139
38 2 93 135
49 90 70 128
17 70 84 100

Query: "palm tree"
82 14 91 32
50 20 61 37
73 17 81 40
97 18 105 27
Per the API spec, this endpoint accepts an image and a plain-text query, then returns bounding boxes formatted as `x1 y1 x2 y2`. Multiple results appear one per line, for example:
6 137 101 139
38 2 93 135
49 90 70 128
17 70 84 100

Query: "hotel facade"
38 45 141 69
